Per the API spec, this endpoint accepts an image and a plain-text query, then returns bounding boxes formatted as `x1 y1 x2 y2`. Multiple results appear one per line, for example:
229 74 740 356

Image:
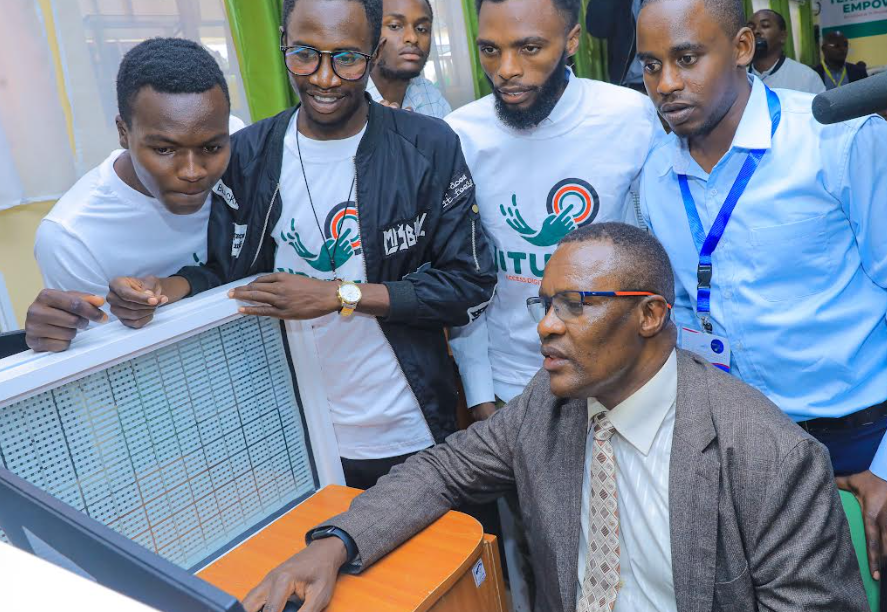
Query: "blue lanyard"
678 86 781 332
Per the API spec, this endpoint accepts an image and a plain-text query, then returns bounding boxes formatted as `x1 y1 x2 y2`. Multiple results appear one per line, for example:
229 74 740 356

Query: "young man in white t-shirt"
446 0 662 419
24 38 240 352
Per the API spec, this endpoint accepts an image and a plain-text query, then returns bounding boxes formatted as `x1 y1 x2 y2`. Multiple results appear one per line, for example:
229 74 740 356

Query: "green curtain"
798 0 816 66
575 1 609 81
224 0 298 121
742 0 754 20
768 0 796 60
460 0 493 98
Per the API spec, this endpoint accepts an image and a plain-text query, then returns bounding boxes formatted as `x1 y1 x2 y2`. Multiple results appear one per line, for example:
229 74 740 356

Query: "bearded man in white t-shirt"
24 37 242 352
447 0 661 421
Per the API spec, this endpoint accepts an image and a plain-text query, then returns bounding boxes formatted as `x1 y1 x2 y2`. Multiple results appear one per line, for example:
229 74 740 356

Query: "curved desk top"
197 485 484 611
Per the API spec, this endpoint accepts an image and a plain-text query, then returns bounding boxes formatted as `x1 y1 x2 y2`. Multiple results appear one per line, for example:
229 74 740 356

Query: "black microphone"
812 69 887 124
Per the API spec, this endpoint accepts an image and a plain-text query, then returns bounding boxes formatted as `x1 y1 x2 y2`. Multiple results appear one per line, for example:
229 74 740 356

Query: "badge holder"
678 262 731 372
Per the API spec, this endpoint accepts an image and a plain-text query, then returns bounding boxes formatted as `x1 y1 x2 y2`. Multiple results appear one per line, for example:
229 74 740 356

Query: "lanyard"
677 86 781 332
822 61 847 87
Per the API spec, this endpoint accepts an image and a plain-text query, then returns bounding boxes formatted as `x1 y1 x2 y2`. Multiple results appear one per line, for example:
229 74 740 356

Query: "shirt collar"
366 75 425 102
586 350 677 456
542 67 579 126
750 54 786 78
661 75 773 178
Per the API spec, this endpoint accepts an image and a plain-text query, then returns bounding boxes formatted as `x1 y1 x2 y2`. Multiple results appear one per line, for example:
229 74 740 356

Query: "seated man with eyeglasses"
110 0 496 491
240 222 867 612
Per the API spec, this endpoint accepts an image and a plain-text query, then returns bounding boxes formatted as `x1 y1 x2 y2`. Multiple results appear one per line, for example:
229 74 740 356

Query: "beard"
490 54 569 130
377 59 424 82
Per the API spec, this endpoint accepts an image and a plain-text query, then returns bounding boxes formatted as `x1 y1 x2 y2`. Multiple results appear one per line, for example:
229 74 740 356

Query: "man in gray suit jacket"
244 223 867 612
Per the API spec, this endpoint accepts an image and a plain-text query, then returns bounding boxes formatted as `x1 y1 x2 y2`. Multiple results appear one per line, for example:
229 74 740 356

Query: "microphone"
812 69 887 124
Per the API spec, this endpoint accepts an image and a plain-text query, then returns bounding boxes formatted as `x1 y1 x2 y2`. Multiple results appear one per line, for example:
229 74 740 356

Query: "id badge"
679 327 731 372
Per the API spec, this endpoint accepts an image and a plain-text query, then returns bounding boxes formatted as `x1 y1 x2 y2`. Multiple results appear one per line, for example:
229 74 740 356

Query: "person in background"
24 37 242 353
748 9 824 94
111 0 495 491
585 0 646 91
366 0 452 117
239 223 868 612
637 0 887 586
814 30 868 90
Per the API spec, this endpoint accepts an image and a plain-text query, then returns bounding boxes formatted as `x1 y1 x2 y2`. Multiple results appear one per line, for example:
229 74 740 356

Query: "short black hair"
476 0 580 29
282 0 384 51
640 0 746 37
759 9 787 31
116 37 229 126
559 222 676 306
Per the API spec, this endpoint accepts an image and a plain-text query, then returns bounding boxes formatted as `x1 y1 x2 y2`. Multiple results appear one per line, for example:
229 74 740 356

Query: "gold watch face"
339 283 361 304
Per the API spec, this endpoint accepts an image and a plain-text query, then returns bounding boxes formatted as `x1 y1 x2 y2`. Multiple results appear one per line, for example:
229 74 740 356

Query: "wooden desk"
198 485 507 611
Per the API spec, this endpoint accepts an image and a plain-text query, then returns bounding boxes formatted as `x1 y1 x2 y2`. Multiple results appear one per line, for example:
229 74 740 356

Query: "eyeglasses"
526 291 673 323
280 43 373 81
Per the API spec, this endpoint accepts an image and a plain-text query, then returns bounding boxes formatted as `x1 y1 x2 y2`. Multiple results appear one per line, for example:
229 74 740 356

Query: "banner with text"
820 0 887 66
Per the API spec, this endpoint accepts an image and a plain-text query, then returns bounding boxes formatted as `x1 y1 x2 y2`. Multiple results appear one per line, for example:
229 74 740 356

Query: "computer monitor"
0 465 246 612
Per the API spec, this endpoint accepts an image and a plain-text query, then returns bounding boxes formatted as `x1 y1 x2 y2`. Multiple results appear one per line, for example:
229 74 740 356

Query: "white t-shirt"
35 115 246 297
446 74 662 406
273 111 434 460
751 57 826 95
35 149 210 297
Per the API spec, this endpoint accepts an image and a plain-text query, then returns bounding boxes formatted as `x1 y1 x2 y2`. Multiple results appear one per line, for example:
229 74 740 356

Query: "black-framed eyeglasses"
280 43 374 81
526 291 673 323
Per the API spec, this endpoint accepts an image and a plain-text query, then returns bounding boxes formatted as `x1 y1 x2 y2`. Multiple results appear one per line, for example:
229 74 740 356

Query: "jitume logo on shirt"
279 201 361 273
496 178 600 284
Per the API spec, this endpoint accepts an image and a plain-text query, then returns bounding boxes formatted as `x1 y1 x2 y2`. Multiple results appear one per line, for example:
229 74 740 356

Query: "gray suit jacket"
325 350 868 611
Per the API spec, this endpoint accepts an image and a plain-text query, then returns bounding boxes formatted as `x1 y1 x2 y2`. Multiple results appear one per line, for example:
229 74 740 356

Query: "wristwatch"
306 526 358 565
336 280 362 317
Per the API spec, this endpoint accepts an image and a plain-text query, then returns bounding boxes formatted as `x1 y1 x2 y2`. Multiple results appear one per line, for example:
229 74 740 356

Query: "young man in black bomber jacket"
109 0 496 488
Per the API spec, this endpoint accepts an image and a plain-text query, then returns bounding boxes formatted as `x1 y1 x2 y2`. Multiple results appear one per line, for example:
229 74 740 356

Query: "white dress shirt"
578 350 678 612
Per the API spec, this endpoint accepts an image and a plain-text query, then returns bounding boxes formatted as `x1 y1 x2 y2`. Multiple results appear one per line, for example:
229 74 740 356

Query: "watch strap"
306 526 358 565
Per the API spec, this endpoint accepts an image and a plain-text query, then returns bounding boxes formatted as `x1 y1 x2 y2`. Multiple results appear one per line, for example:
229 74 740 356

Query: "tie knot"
592 413 616 442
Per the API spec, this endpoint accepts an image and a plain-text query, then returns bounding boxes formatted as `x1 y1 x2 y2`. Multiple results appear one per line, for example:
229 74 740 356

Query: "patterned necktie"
578 412 620 612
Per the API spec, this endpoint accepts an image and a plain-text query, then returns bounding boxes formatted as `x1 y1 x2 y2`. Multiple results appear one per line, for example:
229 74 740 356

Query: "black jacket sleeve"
173 197 235 296
382 136 497 329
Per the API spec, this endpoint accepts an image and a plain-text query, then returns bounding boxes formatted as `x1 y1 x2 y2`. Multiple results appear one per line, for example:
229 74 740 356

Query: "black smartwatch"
307 526 358 565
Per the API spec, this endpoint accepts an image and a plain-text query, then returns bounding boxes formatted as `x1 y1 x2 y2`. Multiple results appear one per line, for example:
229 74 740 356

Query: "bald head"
822 30 849 65
559 222 676 305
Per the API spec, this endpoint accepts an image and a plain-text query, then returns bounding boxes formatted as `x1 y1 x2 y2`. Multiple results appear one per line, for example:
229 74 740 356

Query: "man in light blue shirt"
637 0 887 581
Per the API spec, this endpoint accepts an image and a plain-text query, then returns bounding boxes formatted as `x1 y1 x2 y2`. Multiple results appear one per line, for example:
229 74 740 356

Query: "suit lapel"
553 398 589 612
670 351 720 612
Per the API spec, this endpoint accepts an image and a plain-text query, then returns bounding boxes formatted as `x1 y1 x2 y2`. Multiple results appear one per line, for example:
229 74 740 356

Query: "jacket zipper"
250 182 280 271
352 156 436 444
471 218 480 272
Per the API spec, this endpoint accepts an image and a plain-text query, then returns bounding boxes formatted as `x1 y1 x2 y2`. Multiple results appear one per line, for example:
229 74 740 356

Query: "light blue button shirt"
640 76 887 477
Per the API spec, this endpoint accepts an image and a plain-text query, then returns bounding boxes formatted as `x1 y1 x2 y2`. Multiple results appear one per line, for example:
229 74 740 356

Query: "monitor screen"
0 465 246 612
0 286 320 571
